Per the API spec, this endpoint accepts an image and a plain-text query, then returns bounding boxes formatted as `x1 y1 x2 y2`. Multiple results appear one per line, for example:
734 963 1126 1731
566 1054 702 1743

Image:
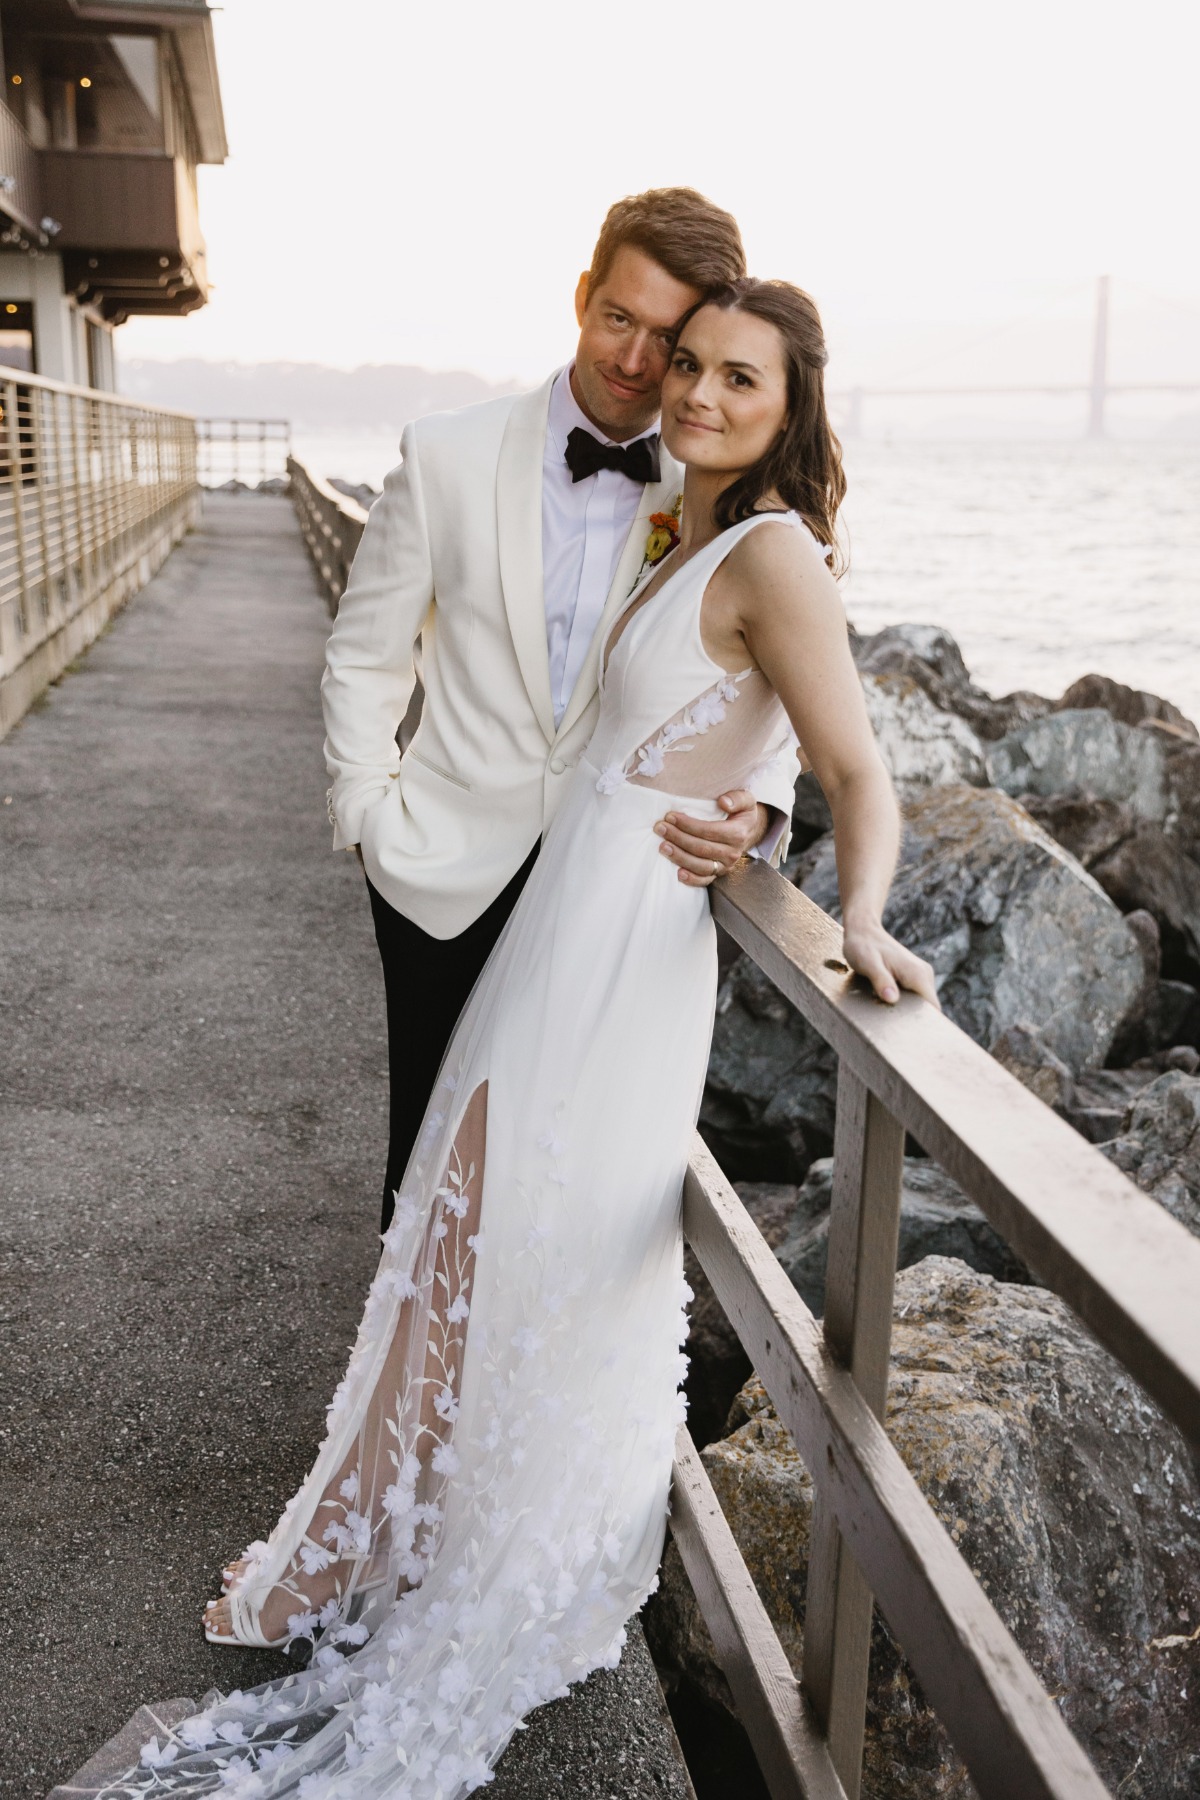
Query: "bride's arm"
729 524 939 1008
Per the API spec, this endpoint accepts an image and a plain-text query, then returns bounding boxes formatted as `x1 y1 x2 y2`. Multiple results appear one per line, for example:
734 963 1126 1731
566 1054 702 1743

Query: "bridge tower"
1088 274 1111 437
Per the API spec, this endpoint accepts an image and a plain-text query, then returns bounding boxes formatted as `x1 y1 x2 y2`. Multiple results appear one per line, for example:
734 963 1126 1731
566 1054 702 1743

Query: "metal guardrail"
0 364 199 741
675 864 1200 1799
287 453 368 613
197 418 292 490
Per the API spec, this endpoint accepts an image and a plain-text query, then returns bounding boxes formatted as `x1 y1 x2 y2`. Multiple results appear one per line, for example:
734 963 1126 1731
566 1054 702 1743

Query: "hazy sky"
120 0 1200 384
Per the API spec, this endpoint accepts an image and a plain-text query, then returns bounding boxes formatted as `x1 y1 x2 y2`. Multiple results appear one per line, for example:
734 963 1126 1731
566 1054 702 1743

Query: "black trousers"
366 842 540 1235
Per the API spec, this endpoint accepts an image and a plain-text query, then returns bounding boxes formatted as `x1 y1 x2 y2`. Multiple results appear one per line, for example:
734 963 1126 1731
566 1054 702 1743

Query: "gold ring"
712 860 721 878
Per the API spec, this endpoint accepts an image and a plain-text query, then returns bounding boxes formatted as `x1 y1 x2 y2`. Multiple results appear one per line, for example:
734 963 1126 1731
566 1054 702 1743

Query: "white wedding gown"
85 513 800 1800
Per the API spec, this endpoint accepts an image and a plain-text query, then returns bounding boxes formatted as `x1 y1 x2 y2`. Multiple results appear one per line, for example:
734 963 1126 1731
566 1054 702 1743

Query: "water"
290 431 1200 726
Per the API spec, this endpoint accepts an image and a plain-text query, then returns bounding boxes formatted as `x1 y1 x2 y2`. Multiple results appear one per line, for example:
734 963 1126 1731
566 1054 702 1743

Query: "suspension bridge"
828 276 1200 437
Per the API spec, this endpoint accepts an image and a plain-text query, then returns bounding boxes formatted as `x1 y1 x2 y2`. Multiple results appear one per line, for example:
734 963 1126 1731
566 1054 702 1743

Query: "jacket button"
550 757 566 775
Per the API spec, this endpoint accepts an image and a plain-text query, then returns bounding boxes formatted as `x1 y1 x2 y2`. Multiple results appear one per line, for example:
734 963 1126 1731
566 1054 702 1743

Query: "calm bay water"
291 431 1200 725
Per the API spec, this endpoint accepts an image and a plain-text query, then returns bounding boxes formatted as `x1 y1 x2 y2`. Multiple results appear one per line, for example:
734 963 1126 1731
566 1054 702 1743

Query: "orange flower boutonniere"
630 493 683 594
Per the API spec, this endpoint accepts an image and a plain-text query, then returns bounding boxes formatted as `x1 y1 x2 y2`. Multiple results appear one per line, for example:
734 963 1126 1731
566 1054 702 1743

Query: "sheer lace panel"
620 669 797 800
241 1084 487 1645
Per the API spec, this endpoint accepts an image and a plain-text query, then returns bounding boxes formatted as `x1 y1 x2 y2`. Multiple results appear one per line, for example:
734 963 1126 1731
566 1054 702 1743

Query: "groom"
321 188 799 1232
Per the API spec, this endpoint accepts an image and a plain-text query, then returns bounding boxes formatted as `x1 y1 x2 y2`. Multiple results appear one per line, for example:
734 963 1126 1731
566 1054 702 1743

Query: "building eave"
65 1 229 162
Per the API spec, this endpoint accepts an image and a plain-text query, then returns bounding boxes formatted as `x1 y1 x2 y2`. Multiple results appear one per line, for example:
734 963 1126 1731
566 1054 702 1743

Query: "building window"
27 34 164 153
0 302 36 374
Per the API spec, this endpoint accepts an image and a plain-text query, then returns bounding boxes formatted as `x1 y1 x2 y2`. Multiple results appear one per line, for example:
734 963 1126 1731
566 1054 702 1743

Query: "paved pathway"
0 497 693 1799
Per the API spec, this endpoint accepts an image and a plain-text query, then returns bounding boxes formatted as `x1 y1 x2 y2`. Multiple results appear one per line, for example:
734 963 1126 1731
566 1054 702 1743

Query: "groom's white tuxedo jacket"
321 370 798 939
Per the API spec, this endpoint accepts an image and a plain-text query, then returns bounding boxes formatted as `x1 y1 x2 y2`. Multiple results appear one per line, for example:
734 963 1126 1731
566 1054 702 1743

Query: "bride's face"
660 306 789 477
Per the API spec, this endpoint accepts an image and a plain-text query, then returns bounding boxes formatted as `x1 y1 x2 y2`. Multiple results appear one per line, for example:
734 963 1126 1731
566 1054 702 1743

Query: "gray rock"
703 952 839 1180
854 622 1051 742
860 673 987 791
1018 790 1133 870
989 710 1200 868
684 1183 808 1449
987 709 1171 822
1091 819 1200 972
986 1015 1181 1141
801 786 1142 1075
1099 1071 1200 1238
989 1019 1076 1111
327 476 378 512
774 1157 1029 1315
1053 672 1198 739
704 787 1144 1178
648 1258 1200 1799
1019 795 1200 991
1155 727 1200 862
790 769 833 844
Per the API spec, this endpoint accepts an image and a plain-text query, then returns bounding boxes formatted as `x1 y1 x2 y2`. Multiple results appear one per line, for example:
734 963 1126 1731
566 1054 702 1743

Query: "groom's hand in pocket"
653 790 769 886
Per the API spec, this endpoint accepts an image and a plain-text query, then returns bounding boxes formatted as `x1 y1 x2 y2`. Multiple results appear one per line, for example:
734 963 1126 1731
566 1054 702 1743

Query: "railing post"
30 386 53 626
4 378 31 644
802 1062 905 1797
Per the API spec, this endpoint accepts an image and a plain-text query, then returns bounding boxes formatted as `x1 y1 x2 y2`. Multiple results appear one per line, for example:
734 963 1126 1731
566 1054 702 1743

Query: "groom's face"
571 245 702 443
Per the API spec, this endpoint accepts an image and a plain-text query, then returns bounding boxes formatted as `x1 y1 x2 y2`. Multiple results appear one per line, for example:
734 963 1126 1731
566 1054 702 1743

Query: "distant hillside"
119 359 523 428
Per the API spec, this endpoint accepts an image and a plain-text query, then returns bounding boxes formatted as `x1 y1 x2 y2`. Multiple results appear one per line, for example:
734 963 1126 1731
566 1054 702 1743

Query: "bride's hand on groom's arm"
653 790 768 885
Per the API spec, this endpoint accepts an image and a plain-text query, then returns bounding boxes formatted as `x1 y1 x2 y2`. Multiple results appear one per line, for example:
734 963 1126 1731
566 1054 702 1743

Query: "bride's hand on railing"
841 918 940 1009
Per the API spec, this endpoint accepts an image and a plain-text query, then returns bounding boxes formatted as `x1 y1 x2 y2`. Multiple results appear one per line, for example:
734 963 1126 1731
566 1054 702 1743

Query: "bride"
88 279 935 1798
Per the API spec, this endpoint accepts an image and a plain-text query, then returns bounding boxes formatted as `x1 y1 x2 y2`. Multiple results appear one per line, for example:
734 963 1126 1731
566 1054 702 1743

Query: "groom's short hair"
588 188 745 297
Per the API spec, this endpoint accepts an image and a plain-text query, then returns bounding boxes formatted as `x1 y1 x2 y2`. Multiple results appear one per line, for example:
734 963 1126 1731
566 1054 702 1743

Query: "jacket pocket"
405 747 474 792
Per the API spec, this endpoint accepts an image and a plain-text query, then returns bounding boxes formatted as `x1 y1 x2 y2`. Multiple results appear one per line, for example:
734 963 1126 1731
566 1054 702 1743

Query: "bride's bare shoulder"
720 515 840 618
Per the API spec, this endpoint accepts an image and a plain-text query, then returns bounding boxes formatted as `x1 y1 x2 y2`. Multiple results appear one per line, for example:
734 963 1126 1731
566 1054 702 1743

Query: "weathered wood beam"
684 1140 1109 1800
712 861 1200 1447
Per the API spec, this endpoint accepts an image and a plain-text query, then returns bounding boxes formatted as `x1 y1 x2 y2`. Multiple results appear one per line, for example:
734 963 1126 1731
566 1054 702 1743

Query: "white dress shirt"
542 366 661 728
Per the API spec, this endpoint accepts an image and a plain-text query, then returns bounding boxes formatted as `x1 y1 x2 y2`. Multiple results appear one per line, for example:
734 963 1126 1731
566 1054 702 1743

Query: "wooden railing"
287 454 369 613
0 365 199 741
674 862 1200 1799
288 442 1200 1790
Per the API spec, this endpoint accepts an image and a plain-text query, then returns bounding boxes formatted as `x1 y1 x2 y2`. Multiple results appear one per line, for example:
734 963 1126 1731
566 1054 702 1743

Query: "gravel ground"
0 495 693 1799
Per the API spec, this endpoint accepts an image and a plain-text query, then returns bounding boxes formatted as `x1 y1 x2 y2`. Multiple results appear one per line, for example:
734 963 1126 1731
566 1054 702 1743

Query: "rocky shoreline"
654 625 1200 1797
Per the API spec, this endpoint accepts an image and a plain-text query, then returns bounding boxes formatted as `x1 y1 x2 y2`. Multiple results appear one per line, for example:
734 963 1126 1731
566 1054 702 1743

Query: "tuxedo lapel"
496 374 556 744
555 446 685 742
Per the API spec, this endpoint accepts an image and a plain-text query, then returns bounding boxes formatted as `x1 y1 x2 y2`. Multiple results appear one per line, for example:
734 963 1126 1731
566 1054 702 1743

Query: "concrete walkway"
0 497 693 1799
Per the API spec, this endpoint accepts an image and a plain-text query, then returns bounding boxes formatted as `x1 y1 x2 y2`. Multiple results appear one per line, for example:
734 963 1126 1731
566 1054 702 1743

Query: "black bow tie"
564 426 660 486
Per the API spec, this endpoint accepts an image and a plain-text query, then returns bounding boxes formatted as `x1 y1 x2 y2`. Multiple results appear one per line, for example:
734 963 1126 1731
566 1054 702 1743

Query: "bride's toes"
221 1556 250 1592
204 1596 232 1639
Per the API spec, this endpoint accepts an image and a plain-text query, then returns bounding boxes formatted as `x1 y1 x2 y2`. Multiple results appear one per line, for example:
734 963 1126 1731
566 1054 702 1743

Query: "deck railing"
287 454 369 610
0 364 198 740
675 862 1200 1799
287 444 1200 1795
198 418 292 490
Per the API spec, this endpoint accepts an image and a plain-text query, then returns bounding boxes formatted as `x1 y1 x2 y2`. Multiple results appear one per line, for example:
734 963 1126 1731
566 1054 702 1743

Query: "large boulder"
1099 1071 1200 1239
649 1258 1200 1799
988 710 1200 866
684 1182 806 1450
773 1156 1029 1316
854 622 1051 742
987 710 1171 821
1053 672 1198 739
704 787 1144 1179
860 673 987 791
704 952 839 1180
684 1162 1029 1447
1091 822 1200 974
809 787 1143 1072
1019 793 1200 983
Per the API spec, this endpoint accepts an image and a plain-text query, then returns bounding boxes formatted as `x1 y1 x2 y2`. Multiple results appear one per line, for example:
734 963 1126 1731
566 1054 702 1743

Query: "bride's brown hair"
676 278 847 572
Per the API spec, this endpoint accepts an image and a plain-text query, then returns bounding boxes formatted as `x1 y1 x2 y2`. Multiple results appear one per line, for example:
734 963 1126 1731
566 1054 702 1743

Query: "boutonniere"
628 493 683 595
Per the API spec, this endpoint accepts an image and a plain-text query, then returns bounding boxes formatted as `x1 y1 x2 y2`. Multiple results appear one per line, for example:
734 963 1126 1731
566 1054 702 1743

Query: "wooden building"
0 0 226 391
